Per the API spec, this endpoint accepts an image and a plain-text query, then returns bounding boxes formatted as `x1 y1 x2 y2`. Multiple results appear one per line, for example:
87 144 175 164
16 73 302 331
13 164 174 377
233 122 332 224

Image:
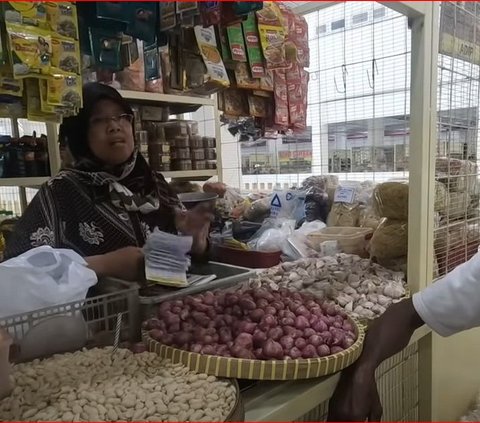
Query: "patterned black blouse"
4 171 182 260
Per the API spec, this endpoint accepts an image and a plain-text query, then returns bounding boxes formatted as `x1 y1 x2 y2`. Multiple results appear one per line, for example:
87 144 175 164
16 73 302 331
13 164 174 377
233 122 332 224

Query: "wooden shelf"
119 90 215 114
0 177 49 187
161 170 217 180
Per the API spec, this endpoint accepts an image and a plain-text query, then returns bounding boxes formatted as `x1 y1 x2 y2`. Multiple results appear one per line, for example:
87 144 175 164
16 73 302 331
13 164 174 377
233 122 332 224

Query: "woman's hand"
86 246 144 282
175 205 213 255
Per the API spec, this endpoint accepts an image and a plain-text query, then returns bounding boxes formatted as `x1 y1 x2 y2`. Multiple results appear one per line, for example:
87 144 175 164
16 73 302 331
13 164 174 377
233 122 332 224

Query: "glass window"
317 24 327 35
331 19 345 31
373 7 386 20
352 12 369 25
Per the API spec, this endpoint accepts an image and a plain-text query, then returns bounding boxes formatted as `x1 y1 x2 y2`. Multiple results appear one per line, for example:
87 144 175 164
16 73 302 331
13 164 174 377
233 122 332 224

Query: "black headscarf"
58 83 180 213
59 82 134 170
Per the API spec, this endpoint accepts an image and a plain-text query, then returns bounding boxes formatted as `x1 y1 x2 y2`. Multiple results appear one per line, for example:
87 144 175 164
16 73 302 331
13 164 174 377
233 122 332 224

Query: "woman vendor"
4 83 212 281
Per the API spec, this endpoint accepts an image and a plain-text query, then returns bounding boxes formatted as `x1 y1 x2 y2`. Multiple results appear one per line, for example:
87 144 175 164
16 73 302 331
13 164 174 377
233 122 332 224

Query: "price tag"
334 187 356 204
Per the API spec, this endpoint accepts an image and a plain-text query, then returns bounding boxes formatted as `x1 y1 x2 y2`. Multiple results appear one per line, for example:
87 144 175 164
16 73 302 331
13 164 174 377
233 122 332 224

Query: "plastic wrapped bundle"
301 175 338 222
369 219 408 260
436 158 478 194
327 181 374 227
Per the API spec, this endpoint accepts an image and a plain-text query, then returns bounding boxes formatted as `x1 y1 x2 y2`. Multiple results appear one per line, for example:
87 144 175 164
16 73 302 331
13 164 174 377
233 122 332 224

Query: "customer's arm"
328 252 480 421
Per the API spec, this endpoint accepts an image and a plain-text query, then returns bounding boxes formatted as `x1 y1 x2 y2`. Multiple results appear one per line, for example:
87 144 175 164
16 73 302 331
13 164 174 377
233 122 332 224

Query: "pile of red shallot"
143 287 357 360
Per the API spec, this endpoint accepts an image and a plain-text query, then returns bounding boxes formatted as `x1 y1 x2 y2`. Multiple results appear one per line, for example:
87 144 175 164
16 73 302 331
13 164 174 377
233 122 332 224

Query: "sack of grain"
374 181 448 219
436 158 478 194
327 203 362 227
373 182 409 220
369 219 408 260
435 181 448 213
439 191 470 220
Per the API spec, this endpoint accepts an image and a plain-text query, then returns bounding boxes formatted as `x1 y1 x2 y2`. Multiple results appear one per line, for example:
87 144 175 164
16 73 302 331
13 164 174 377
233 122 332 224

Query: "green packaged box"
226 23 247 62
242 13 265 78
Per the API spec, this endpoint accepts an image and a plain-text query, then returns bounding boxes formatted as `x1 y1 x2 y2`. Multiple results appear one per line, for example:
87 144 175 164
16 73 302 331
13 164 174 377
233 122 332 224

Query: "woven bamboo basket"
142 316 365 381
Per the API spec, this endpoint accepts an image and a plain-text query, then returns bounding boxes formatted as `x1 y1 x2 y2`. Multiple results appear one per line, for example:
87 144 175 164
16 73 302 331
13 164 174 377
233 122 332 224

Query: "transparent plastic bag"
270 188 306 225
327 181 374 227
243 196 271 222
248 218 295 252
0 246 97 318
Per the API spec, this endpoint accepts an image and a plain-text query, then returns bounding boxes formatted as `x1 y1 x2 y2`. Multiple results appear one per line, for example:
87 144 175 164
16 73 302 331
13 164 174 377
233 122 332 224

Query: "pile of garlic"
249 254 408 321
0 347 236 422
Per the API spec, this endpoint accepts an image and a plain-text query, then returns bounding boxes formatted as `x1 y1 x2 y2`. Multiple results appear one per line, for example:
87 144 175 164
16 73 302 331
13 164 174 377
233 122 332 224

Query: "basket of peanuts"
0 345 244 422
0 276 243 422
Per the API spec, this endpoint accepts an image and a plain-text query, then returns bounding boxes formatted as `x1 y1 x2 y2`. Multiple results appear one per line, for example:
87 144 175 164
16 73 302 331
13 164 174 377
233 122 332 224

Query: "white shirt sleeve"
412 251 480 337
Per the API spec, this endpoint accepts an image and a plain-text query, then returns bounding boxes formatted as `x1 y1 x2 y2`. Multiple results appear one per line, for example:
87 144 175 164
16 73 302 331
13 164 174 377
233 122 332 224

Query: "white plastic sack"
295 220 327 236
0 246 97 318
270 189 306 224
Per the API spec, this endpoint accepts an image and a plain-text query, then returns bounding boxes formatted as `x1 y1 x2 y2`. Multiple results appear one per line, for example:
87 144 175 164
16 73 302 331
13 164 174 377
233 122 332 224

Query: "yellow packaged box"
46 2 78 40
51 37 80 75
47 73 82 109
7 24 51 78
194 25 230 94
0 77 23 97
3 2 47 27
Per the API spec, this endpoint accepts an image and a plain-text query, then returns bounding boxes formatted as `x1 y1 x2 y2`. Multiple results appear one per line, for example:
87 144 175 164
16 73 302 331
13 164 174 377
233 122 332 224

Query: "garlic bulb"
249 254 408 321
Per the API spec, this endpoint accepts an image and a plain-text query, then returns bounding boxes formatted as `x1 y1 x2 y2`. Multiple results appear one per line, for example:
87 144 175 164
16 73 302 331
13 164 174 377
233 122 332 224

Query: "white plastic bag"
270 189 306 225
248 218 295 252
0 246 97 318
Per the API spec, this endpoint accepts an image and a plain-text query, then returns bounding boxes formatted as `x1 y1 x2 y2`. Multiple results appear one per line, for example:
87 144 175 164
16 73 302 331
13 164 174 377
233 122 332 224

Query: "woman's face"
87 99 135 166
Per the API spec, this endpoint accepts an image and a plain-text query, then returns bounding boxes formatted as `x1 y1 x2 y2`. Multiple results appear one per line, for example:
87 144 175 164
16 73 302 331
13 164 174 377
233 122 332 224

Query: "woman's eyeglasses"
90 113 134 127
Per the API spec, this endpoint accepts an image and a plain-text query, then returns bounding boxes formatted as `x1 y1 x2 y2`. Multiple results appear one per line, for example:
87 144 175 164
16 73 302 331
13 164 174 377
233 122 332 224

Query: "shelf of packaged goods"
119 90 215 114
161 170 217 180
0 177 49 187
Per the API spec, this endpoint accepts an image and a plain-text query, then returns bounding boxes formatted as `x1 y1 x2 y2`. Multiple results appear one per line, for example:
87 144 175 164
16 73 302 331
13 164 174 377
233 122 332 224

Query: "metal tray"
139 261 254 318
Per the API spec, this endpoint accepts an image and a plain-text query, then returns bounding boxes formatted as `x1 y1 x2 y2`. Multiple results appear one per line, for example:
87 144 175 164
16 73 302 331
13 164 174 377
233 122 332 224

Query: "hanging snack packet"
222 88 248 116
234 62 260 89
226 23 247 62
7 24 51 78
0 77 23 97
3 2 47 27
257 2 286 69
194 25 230 93
260 69 274 91
217 26 232 63
248 94 267 118
26 79 60 123
273 69 288 127
47 73 82 109
242 13 266 78
294 14 309 67
286 63 306 130
51 36 80 75
46 2 78 40
39 80 56 114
